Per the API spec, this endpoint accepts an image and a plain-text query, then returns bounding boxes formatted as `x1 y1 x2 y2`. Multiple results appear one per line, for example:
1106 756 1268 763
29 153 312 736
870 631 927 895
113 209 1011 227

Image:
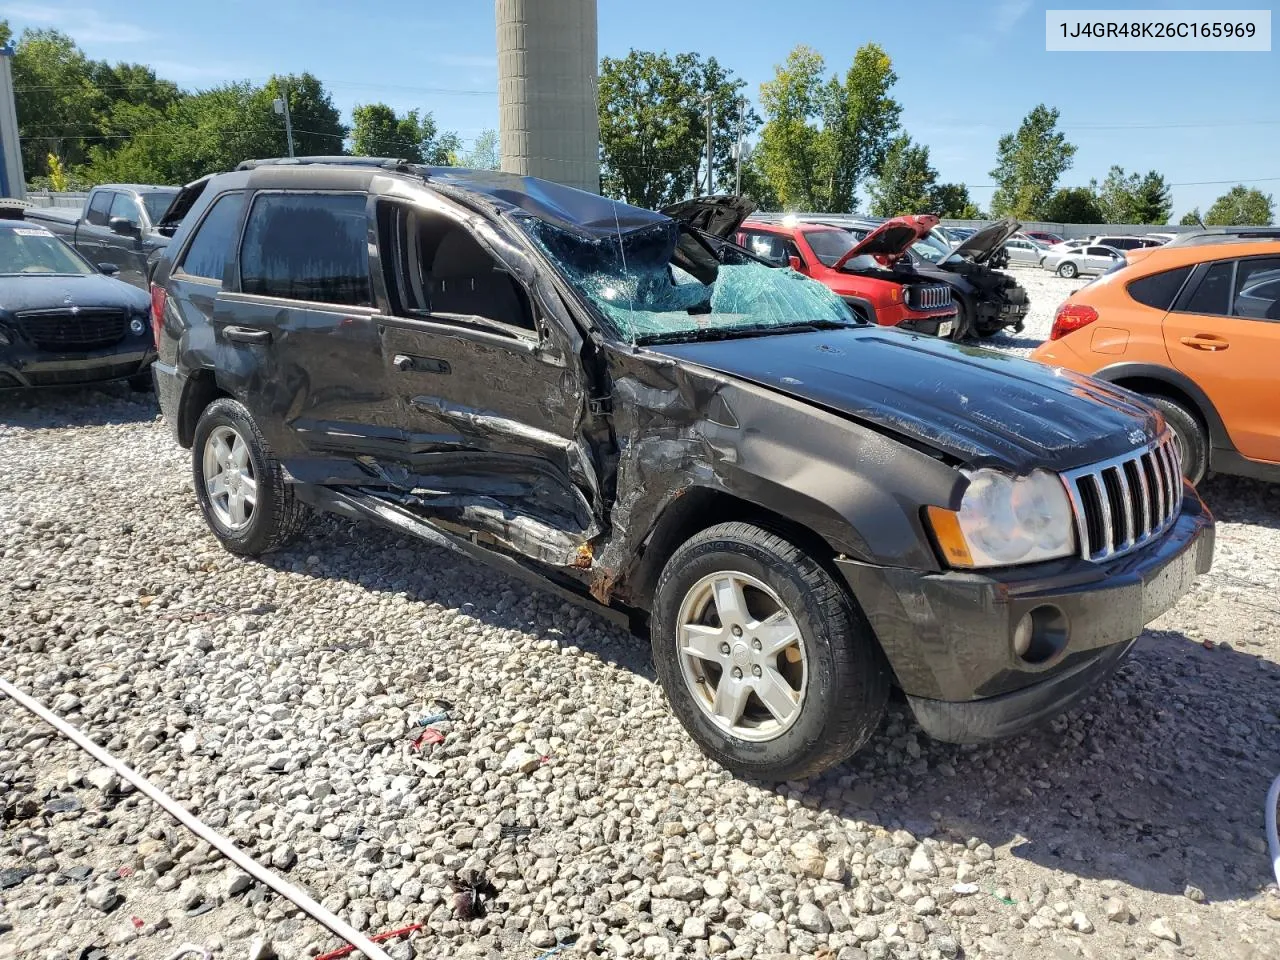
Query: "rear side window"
86 191 114 226
1126 265 1191 310
179 192 246 282
1181 261 1234 316
240 194 370 306
1233 257 1280 321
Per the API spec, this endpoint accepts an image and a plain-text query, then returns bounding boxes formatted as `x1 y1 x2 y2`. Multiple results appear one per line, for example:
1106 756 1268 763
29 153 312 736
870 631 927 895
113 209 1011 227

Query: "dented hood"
647 328 1161 473
939 218 1022 266
833 215 938 269
660 195 757 239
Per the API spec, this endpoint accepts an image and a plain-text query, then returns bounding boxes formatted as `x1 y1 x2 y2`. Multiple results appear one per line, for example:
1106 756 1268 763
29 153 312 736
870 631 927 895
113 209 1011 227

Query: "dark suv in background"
150 158 1214 781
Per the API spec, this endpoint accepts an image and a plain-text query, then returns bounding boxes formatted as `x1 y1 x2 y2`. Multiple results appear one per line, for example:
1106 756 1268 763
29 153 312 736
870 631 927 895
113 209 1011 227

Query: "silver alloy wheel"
202 424 257 531
675 571 808 742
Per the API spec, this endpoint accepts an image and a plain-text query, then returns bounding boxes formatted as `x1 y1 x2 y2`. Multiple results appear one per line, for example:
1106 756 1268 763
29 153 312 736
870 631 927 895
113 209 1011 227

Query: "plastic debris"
313 923 423 960
500 824 534 840
450 873 497 920
130 915 146 929
412 711 450 728
951 883 980 895
410 728 445 751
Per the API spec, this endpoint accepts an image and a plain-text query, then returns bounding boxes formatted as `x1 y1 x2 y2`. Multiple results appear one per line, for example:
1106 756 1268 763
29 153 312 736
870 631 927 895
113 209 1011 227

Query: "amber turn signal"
926 505 974 568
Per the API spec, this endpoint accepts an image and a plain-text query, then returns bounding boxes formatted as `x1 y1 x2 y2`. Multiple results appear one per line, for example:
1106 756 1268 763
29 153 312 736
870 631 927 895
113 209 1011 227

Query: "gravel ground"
2 279 1279 960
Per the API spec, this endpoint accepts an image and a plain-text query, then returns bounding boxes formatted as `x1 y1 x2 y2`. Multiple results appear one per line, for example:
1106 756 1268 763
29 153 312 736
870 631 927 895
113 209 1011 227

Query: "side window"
86 191 114 227
108 192 142 227
1126 266 1192 310
240 193 371 306
178 192 246 283
741 230 783 262
1233 257 1280 321
378 202 535 333
1180 261 1234 316
1086 246 1108 256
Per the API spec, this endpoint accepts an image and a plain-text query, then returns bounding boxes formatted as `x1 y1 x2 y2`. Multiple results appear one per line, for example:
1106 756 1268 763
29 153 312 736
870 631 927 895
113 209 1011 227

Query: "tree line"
8 22 1274 227
4 23 497 191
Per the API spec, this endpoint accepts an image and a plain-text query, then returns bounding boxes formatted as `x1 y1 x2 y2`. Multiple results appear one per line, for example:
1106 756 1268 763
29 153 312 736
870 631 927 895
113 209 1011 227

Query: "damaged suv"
151 159 1214 781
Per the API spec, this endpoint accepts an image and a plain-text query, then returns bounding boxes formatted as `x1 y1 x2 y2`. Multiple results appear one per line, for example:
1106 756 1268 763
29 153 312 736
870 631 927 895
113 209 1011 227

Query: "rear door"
1163 255 1280 462
104 192 148 285
214 190 389 468
77 189 116 259
369 197 603 566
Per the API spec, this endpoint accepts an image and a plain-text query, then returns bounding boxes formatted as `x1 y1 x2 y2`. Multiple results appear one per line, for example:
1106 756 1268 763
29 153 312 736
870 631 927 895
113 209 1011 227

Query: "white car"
1041 243 1126 278
1002 234 1048 266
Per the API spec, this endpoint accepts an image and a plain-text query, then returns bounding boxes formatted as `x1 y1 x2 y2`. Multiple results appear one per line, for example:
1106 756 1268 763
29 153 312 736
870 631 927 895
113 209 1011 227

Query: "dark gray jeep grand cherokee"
151 158 1214 781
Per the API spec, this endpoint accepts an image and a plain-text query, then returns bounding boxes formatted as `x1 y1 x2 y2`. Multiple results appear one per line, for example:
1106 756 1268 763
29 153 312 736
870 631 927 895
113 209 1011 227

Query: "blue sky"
5 0 1277 218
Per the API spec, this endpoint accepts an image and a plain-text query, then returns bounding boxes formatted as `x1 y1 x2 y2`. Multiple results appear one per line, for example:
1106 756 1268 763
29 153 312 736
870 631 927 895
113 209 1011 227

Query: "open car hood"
833 215 938 269
154 173 215 237
939 218 1022 266
660 195 757 239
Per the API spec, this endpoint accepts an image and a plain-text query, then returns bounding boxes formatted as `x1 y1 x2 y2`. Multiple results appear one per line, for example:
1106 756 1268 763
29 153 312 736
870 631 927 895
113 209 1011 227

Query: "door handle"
1179 335 1229 351
223 326 272 345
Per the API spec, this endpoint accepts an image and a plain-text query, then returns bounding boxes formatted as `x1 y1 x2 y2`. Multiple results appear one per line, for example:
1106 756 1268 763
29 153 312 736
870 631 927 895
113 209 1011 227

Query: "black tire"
1144 395 1208 485
191 398 308 555
650 522 890 781
1057 261 1078 279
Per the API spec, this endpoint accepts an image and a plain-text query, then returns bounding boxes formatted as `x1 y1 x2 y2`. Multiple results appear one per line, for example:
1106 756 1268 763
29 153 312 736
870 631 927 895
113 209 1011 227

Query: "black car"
0 220 155 390
150 158 1214 781
911 219 1030 339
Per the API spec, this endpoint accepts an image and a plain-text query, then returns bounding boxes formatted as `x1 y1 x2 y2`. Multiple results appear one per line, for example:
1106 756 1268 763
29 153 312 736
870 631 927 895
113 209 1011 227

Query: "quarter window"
86 191 114 227
1126 266 1191 310
1181 261 1234 316
240 193 371 306
1233 257 1280 321
179 192 246 283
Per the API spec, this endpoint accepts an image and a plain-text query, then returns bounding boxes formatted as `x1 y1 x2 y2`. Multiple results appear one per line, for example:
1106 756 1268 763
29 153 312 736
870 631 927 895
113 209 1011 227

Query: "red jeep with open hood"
735 215 958 336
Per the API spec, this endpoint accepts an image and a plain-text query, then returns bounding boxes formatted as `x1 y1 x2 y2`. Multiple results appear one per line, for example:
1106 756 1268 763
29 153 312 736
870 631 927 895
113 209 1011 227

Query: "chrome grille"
906 284 952 311
1062 433 1183 562
15 308 129 351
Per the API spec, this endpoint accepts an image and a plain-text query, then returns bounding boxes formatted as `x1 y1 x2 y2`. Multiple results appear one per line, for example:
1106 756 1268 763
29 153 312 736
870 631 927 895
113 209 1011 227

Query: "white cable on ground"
0 676 394 960
1268 772 1280 889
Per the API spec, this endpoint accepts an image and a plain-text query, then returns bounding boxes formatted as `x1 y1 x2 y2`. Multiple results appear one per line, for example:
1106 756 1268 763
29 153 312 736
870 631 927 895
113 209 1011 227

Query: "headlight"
927 468 1076 568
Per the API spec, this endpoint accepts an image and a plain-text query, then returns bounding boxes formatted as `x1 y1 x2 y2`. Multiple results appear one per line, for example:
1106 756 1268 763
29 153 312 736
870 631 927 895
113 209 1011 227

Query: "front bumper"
898 312 958 338
0 344 154 389
837 488 1214 740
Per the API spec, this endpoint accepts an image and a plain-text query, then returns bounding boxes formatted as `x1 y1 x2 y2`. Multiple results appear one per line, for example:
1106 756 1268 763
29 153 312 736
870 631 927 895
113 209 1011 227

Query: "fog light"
130 317 146 335
1013 605 1069 665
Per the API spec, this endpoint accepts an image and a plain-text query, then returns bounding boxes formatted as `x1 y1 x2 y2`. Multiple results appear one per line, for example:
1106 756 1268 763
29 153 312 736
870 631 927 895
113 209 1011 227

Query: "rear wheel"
1144 395 1208 485
1057 261 1079 279
650 522 889 781
192 398 307 555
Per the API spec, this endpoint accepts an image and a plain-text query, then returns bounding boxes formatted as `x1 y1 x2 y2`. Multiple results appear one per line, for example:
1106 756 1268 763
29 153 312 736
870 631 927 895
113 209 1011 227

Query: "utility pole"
734 97 744 196
273 83 295 158
702 93 713 195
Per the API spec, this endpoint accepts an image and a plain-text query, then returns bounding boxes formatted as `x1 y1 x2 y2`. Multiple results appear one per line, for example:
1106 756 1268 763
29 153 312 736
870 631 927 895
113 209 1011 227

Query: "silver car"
1041 243 1126 278
1001 234 1048 266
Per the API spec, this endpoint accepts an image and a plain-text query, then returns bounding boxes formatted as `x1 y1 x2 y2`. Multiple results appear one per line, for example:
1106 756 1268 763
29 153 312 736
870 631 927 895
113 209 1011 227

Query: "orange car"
1031 241 1280 485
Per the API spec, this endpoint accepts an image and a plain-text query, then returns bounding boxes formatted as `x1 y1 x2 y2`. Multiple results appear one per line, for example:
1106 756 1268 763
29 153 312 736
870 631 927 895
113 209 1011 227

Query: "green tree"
736 143 779 209
350 103 459 164
930 183 980 219
460 129 499 169
1043 186 1105 224
867 135 937 216
756 43 900 212
257 74 346 158
989 105 1076 220
1179 207 1203 227
1204 185 1274 225
598 50 757 208
11 28 104 178
1094 166 1172 224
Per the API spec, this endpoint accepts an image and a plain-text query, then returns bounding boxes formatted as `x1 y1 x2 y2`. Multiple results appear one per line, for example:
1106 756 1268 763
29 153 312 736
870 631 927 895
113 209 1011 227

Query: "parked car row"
143 156 1214 782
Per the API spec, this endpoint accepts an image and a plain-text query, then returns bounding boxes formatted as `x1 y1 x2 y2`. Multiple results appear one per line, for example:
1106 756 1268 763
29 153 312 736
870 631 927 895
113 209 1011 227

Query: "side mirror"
788 255 805 273
109 216 140 237
98 262 120 276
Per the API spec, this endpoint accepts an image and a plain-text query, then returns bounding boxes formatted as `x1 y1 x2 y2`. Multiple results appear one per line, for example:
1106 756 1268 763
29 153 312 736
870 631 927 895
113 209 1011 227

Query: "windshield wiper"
637 320 849 346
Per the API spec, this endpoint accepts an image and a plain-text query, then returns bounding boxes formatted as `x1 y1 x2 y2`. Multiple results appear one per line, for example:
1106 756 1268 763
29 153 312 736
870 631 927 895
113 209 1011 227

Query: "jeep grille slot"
1063 433 1182 562
906 284 951 311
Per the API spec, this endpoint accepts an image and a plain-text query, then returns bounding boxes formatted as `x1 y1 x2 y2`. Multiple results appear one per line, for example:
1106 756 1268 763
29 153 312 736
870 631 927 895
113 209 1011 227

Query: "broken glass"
523 216 857 342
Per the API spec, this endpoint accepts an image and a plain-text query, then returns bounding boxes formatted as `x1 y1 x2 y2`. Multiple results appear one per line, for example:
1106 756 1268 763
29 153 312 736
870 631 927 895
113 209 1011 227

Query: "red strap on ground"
314 923 423 960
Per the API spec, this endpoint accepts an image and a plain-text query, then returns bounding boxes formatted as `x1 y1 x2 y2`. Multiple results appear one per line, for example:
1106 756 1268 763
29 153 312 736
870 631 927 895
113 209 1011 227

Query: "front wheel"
192 398 308 555
1057 261 1078 279
650 522 890 781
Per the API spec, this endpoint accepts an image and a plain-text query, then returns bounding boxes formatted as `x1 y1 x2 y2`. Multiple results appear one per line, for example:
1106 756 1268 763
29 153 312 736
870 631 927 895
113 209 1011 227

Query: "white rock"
1148 917 1180 944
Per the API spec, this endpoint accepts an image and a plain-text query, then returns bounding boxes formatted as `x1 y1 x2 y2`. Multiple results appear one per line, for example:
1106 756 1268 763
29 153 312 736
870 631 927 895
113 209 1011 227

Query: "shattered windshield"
525 218 857 343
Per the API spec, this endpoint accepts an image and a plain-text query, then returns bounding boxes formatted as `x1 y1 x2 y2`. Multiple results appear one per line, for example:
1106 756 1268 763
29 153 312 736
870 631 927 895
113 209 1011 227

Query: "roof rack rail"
234 156 425 174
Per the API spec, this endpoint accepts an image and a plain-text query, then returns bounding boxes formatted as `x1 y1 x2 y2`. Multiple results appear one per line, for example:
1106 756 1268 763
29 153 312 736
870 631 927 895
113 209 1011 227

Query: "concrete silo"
495 0 600 193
